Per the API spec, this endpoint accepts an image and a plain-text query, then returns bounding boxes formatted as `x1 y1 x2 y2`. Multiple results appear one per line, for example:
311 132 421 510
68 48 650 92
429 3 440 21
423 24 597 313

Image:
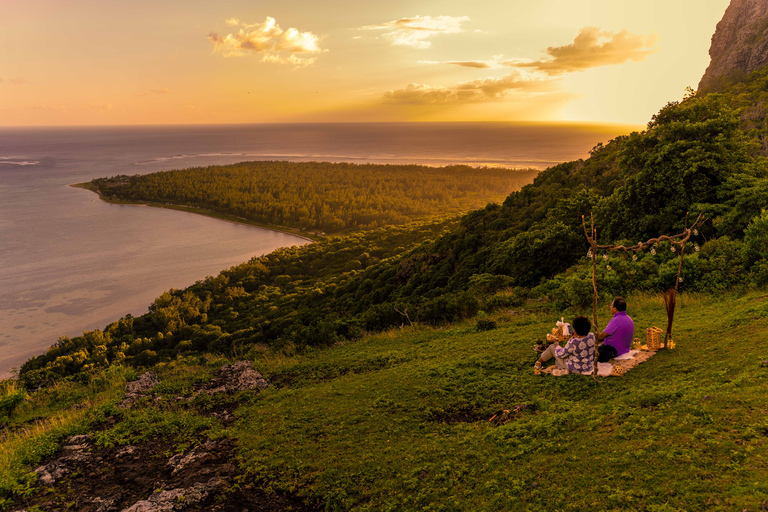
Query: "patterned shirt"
554 333 596 375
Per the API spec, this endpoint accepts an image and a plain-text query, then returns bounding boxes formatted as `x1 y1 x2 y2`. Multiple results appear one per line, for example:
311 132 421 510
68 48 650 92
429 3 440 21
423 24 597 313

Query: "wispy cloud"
208 16 324 66
384 70 558 105
0 76 29 85
419 55 505 69
86 102 113 113
360 15 470 49
507 27 657 75
420 60 490 69
382 26 655 110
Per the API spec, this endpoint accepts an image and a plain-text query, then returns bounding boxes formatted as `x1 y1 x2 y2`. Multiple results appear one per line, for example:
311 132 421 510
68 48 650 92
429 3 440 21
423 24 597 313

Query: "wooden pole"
582 214 600 379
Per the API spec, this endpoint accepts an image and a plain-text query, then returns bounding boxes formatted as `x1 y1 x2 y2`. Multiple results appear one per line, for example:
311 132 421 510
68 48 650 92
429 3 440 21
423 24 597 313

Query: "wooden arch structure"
581 212 705 372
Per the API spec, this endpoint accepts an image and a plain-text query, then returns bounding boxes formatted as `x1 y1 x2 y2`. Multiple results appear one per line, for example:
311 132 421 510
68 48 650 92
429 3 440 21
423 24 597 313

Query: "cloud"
0 76 28 85
508 27 657 75
421 60 491 69
419 55 505 69
383 70 558 105
86 102 113 113
208 16 324 65
360 15 470 49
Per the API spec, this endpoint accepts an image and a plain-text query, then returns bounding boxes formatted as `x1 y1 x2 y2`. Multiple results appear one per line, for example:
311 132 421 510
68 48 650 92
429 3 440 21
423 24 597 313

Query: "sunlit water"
0 122 638 377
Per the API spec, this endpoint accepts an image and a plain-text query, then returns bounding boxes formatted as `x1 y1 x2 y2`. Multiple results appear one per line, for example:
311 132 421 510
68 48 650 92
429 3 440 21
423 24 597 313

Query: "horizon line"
0 119 646 130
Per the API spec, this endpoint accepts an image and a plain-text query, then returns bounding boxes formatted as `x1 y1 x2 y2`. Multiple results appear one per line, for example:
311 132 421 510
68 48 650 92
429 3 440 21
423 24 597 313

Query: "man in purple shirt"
597 297 634 362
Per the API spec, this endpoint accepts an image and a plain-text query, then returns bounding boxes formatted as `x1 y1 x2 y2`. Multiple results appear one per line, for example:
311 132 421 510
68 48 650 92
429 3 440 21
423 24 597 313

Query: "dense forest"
19 68 768 386
90 162 537 234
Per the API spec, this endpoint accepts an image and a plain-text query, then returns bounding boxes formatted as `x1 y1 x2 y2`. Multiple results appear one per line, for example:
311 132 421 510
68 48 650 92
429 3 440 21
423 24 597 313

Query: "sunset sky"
0 0 730 126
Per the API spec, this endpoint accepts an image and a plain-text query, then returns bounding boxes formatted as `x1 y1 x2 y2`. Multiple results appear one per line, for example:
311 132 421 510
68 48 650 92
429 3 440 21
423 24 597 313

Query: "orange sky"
0 0 731 126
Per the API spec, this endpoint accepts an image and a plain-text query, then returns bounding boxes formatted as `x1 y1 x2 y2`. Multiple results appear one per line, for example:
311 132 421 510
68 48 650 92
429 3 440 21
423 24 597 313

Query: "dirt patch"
488 403 537 426
428 408 488 424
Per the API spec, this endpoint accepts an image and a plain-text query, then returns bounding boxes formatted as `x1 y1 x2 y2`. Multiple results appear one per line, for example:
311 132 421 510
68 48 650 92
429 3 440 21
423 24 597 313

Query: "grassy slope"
233 291 768 511
3 291 768 511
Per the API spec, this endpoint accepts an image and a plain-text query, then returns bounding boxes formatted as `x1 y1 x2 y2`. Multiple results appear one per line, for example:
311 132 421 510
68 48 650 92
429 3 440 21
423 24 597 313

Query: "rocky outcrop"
120 477 228 512
699 0 768 91
120 372 160 408
197 360 269 394
9 362 295 512
34 434 93 485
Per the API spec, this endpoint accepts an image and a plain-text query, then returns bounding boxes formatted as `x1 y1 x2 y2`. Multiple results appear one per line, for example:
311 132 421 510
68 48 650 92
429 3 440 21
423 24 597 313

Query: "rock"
68 434 92 445
126 372 160 395
200 361 268 395
699 0 768 91
211 410 235 423
92 496 118 512
167 440 220 476
121 372 160 408
34 435 92 485
116 445 139 458
34 461 69 486
120 477 228 512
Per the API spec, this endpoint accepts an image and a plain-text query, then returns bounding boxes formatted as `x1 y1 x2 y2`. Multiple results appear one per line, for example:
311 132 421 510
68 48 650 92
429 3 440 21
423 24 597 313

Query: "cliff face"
699 0 768 91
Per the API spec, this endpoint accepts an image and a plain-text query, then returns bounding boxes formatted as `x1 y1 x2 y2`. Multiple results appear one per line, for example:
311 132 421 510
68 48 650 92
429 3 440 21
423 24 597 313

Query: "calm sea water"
0 122 637 377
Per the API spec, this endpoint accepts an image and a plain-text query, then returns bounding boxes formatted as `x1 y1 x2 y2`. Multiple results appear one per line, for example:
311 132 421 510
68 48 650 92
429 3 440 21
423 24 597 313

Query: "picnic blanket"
539 349 657 376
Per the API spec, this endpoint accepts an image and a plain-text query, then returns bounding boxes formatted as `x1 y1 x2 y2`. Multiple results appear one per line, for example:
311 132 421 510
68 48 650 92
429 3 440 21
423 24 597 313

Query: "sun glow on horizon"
0 0 730 127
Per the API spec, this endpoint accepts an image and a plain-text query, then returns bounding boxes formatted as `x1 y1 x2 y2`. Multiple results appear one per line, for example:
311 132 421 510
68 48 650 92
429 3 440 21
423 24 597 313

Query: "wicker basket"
646 326 664 350
612 365 626 376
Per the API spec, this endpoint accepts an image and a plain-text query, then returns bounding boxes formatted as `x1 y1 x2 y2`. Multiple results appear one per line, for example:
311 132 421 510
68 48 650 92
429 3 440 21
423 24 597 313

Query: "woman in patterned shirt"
534 316 596 376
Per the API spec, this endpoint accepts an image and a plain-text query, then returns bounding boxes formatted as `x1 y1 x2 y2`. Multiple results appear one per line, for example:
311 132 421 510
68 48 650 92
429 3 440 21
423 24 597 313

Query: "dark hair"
612 297 627 312
572 315 591 336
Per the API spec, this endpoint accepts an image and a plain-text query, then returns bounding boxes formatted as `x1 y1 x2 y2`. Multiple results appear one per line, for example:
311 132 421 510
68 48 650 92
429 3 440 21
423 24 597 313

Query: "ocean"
0 122 639 377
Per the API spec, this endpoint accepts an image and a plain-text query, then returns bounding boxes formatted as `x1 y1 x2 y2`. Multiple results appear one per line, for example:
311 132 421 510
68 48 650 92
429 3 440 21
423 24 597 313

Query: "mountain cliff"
699 0 768 91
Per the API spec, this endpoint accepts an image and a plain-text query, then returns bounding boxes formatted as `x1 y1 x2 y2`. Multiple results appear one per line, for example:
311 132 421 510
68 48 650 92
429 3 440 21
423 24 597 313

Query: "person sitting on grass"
534 315 596 376
596 297 635 363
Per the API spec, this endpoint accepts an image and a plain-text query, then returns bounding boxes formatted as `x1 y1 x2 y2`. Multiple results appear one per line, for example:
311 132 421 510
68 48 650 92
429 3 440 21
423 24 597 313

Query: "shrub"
0 382 27 420
476 319 497 331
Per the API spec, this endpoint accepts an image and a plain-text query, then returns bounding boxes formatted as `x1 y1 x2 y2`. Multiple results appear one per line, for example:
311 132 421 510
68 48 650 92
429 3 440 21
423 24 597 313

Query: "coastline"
69 182 319 243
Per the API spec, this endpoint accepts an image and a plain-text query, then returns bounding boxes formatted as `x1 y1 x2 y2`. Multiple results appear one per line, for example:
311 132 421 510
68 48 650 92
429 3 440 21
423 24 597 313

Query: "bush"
743 210 768 267
0 382 27 420
476 319 497 331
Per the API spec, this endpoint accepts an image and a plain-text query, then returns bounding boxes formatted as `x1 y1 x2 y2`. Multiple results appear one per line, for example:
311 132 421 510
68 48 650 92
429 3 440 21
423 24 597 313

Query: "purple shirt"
603 311 634 356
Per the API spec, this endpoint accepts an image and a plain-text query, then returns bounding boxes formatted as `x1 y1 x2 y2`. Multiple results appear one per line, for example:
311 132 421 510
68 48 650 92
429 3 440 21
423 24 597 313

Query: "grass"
2 291 768 510
233 291 768 511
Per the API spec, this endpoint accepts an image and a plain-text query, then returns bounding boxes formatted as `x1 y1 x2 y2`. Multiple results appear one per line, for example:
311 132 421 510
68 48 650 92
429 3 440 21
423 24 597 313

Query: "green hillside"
3 292 768 510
